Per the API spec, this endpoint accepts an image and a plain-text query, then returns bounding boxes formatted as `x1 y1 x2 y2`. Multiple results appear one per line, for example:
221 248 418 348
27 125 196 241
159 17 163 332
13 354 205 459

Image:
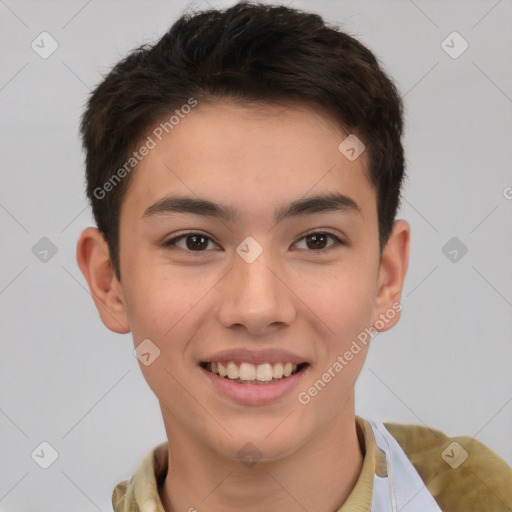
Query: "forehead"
121 100 375 222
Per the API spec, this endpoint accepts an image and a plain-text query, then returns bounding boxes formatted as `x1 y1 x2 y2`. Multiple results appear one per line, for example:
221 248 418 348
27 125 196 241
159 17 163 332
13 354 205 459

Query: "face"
79 100 409 462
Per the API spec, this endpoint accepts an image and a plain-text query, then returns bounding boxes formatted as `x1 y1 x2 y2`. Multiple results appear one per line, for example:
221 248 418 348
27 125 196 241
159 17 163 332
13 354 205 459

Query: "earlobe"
373 220 410 332
76 227 131 334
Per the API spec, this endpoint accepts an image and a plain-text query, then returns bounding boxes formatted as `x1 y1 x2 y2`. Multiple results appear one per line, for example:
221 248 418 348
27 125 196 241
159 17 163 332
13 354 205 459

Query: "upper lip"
200 348 309 366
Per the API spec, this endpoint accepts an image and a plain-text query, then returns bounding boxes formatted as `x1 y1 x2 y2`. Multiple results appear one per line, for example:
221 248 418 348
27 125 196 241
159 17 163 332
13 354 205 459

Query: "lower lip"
200 365 309 405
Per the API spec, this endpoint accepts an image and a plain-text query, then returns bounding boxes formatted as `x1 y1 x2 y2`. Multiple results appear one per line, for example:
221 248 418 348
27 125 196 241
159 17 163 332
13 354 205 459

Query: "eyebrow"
142 192 361 224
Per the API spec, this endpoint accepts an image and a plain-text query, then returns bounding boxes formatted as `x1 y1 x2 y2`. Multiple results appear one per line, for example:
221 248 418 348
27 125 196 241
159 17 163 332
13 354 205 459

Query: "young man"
76 2 512 511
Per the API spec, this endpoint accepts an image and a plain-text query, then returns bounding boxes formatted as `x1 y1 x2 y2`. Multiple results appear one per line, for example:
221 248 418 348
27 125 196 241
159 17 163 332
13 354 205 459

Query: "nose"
216 248 296 336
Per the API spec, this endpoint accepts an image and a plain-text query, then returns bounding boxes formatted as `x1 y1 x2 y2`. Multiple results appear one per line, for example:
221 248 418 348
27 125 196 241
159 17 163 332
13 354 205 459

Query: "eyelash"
162 230 347 254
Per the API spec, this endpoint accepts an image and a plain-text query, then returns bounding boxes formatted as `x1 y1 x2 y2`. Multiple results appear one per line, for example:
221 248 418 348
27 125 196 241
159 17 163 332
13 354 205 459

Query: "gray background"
1 0 511 510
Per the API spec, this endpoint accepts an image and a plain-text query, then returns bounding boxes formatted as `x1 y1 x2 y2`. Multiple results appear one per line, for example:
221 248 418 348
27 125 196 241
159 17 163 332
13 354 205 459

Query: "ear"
76 227 130 334
372 220 410 332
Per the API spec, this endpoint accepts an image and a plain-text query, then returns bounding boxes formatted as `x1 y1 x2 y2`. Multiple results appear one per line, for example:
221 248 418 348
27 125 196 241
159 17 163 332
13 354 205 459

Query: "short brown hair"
81 0 405 279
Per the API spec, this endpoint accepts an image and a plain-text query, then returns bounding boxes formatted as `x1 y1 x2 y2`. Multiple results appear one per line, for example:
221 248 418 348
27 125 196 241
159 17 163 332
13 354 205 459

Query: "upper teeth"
210 361 298 381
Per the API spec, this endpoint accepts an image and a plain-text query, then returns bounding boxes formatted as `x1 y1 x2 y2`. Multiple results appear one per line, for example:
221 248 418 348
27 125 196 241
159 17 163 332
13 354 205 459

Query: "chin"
209 422 305 464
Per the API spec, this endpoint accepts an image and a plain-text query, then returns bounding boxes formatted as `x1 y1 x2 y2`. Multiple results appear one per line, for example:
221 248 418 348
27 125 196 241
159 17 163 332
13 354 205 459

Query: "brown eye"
305 233 328 249
185 235 209 250
294 232 345 251
163 233 217 252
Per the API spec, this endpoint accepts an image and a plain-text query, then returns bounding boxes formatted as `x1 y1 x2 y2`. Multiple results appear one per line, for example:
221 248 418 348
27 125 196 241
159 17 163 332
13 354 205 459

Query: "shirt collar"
112 416 383 512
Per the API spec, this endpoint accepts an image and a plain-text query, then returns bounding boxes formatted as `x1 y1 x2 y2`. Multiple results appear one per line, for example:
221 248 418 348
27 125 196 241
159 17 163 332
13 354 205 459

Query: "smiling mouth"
200 361 309 384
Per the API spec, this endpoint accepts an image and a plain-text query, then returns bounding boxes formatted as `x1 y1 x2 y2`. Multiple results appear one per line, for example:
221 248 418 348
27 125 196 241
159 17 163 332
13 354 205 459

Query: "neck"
159 411 364 512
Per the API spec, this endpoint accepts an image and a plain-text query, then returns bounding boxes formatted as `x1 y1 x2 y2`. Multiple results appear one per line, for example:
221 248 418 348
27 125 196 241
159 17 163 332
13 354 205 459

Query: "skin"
77 100 409 511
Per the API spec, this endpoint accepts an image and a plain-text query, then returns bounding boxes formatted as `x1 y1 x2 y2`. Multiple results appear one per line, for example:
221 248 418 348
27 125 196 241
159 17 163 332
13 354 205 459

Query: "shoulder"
111 441 169 512
384 421 512 512
112 480 130 511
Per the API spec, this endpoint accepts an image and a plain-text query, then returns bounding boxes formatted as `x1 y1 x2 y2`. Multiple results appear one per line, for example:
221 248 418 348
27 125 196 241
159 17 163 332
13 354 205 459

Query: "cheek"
121 269 204 403
331 285 375 342
321 290 373 389
296 277 374 415
122 264 201 345
296 267 377 342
